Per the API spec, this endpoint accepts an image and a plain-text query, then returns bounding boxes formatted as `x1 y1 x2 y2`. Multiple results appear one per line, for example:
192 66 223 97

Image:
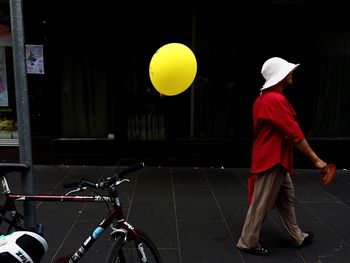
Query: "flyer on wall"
0 47 8 107
26 44 44 74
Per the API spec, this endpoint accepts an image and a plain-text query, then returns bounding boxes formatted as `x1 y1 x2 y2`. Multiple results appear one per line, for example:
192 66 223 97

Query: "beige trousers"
237 165 307 249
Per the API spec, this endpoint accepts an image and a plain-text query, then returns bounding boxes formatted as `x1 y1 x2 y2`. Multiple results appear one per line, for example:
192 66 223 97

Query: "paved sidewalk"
2 164 350 262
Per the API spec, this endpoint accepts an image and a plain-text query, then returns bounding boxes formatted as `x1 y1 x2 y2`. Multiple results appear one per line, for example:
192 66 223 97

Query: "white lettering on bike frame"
123 222 134 230
138 243 147 262
114 197 121 206
94 196 112 202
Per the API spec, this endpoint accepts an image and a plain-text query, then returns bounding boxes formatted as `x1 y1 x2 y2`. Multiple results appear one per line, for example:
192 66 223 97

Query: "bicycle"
0 162 163 263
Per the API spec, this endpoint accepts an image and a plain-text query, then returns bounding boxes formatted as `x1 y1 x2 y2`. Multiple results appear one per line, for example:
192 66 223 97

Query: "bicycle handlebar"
118 162 145 178
62 162 145 190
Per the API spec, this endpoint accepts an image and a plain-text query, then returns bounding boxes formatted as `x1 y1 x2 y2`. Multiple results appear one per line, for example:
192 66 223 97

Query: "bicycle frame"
0 174 147 263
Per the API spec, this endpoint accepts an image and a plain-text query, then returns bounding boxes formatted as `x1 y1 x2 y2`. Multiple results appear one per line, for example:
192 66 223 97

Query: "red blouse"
250 89 305 174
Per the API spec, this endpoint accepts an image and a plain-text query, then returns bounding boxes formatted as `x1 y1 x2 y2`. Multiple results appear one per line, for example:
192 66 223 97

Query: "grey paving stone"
1 165 349 263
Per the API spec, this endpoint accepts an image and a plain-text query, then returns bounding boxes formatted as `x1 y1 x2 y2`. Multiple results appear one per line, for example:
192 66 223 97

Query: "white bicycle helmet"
0 231 48 263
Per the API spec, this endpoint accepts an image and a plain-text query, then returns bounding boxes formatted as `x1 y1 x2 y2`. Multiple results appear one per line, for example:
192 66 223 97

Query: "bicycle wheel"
105 229 162 263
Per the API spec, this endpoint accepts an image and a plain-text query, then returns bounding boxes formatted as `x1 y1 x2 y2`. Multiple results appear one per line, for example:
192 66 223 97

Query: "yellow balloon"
149 43 197 96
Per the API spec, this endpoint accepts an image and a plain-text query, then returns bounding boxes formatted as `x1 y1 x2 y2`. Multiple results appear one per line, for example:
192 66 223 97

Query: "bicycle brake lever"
115 179 130 186
65 186 87 196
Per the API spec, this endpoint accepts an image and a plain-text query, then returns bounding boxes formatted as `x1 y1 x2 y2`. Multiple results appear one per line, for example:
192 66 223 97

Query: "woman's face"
282 73 293 87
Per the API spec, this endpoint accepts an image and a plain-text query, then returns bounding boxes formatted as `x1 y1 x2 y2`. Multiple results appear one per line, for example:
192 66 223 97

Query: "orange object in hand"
320 163 336 186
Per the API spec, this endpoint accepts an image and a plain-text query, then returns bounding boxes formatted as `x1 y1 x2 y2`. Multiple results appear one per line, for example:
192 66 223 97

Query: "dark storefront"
1 1 350 168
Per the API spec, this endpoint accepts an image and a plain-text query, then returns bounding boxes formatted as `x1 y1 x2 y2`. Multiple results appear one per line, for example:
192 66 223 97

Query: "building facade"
1 1 350 167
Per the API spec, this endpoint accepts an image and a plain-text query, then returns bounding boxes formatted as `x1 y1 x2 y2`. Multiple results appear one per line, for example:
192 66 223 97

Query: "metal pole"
9 0 36 230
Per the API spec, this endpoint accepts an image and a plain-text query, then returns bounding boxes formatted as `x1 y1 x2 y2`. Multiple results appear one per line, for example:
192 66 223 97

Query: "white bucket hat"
261 57 300 90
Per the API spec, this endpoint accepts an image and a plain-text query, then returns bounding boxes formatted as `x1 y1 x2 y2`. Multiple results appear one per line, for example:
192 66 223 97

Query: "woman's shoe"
238 246 270 256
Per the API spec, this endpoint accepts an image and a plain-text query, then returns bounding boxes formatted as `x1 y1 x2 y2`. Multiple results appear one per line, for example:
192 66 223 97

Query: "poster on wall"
0 47 8 107
0 2 12 47
25 44 44 74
